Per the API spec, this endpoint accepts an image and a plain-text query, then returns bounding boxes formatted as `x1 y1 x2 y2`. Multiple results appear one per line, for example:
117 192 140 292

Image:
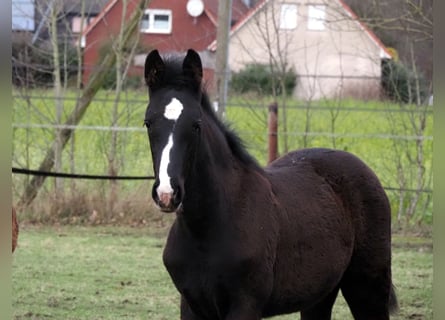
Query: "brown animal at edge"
12 207 19 252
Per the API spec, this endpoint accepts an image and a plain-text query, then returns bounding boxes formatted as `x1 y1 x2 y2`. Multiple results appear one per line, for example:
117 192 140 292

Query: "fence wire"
11 81 433 225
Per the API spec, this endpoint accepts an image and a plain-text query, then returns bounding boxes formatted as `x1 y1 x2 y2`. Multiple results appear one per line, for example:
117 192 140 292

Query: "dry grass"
17 182 174 231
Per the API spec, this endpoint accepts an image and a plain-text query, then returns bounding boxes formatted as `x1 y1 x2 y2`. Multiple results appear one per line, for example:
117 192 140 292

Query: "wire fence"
11 82 433 226
11 122 433 141
12 167 432 195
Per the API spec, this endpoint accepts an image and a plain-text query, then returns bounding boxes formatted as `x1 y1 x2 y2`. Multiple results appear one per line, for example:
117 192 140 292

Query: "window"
72 16 95 33
140 9 172 34
279 4 297 30
12 0 35 31
308 5 325 30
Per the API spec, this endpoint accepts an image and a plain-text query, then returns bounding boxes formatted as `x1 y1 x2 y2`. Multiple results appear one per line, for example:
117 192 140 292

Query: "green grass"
12 226 432 319
12 226 179 319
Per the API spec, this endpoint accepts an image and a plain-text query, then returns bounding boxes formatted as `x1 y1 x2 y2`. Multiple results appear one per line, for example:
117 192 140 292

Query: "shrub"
381 59 428 104
99 70 144 90
230 63 297 96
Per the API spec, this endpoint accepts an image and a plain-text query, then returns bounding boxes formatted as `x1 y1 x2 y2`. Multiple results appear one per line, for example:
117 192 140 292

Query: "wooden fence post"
268 102 278 164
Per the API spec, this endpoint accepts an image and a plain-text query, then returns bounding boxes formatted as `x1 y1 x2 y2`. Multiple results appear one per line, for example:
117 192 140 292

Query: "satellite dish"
186 0 204 17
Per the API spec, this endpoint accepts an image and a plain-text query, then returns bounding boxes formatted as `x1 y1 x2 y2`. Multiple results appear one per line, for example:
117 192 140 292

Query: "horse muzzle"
152 182 183 213
157 192 177 212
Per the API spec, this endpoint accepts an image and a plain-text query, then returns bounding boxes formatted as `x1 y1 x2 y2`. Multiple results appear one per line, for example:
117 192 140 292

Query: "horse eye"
144 120 152 130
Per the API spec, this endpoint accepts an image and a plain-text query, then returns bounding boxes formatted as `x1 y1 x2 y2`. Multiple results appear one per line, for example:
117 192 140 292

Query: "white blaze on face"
164 97 183 120
157 134 174 195
157 98 184 197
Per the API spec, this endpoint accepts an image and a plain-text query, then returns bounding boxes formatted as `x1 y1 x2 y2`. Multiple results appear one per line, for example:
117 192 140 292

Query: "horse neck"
179 120 248 230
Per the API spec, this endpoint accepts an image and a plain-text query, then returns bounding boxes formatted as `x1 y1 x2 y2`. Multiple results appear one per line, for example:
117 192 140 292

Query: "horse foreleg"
180 296 205 320
224 299 262 320
300 285 340 320
180 295 262 320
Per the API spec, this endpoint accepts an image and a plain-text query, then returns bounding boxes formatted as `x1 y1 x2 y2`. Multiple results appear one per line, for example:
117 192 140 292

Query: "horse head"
144 49 203 212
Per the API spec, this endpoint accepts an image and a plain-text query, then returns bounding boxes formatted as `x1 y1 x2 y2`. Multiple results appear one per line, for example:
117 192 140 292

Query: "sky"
12 0 35 31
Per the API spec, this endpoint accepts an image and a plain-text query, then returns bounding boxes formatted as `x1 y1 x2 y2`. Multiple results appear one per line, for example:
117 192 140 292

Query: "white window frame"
140 9 172 34
72 16 95 34
279 4 297 30
307 5 326 30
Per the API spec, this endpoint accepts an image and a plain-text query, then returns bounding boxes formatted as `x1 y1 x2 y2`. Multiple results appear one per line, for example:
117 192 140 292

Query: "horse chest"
163 234 236 318
163 233 233 288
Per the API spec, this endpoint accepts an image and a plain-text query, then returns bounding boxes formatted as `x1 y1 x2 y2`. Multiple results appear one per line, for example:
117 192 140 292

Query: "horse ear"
182 49 203 86
144 49 165 88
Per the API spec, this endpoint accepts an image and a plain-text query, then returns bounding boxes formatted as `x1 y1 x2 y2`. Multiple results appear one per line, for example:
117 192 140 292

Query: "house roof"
207 0 267 51
337 0 392 59
81 0 119 37
208 0 392 59
34 0 108 16
62 0 109 15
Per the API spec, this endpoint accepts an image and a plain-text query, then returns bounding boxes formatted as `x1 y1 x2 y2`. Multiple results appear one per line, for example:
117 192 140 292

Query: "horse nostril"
159 192 173 207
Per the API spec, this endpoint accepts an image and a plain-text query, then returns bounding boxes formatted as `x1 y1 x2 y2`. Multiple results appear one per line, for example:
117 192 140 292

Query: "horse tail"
389 283 399 314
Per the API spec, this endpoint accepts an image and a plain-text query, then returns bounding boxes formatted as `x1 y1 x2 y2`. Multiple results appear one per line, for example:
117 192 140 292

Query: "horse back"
267 147 392 252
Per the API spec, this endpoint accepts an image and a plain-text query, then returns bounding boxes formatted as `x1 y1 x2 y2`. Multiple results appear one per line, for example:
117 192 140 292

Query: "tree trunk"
50 2 64 196
107 0 128 216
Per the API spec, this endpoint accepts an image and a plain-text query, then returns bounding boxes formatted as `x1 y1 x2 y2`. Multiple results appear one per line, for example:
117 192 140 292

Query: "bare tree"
71 0 87 192
48 0 65 195
17 0 149 208
316 0 433 229
106 0 144 215
360 0 432 228
341 0 432 90
230 0 297 153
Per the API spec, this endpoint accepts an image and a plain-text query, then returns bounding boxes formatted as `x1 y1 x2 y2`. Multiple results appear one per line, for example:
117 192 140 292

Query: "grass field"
12 225 432 319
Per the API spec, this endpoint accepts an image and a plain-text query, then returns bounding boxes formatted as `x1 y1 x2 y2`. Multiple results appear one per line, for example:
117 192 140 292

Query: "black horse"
143 49 398 320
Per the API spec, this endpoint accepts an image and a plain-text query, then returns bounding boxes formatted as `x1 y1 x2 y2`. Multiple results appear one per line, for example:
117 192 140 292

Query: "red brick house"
81 0 253 88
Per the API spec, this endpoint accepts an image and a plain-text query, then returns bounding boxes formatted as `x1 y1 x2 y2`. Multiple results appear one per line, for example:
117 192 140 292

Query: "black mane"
199 88 261 170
